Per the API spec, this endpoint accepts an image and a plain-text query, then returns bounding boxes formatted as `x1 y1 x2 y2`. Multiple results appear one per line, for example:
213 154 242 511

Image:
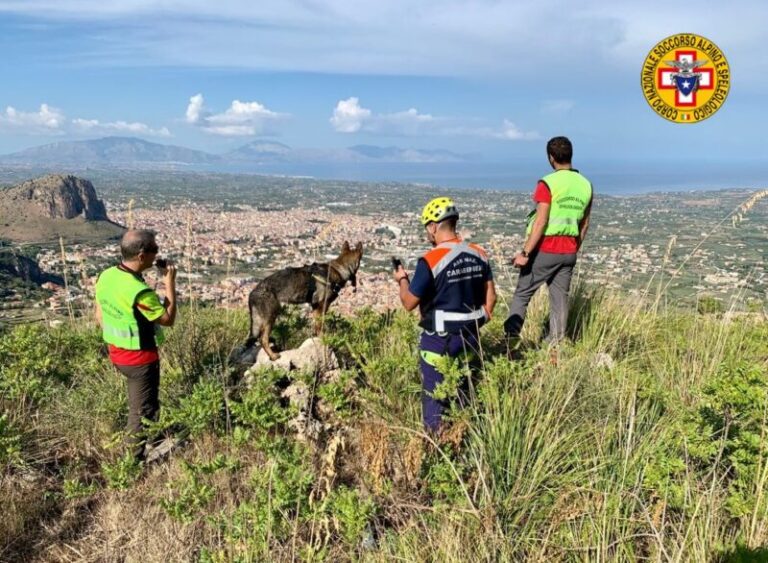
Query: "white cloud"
0 1 766 85
331 98 441 135
185 93 285 136
185 93 205 124
493 120 540 141
0 104 66 133
0 103 170 137
330 98 537 140
72 118 171 137
330 97 371 133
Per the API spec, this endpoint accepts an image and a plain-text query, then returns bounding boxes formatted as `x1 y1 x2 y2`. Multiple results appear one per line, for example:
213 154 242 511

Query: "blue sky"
0 0 765 164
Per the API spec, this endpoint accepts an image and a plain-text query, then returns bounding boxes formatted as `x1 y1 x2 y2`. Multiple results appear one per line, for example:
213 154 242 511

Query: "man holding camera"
95 229 177 461
393 197 496 432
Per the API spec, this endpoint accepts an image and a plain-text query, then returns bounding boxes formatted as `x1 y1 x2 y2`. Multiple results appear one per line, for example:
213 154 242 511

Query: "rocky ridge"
0 174 123 242
3 174 108 220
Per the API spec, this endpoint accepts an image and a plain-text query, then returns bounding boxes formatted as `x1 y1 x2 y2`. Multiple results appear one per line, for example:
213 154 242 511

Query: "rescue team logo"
641 33 730 123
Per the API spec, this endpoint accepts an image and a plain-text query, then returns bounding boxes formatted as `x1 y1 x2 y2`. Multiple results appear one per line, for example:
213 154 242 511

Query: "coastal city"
2 170 766 323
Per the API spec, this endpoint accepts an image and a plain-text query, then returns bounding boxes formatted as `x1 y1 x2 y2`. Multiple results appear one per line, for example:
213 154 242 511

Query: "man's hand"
512 252 529 268
155 262 178 327
161 263 177 285
394 266 419 311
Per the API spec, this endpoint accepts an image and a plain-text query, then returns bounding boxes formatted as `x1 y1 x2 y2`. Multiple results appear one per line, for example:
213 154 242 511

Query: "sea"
195 160 768 195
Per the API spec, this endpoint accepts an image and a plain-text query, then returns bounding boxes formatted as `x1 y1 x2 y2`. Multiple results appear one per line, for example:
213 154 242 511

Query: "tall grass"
0 282 765 561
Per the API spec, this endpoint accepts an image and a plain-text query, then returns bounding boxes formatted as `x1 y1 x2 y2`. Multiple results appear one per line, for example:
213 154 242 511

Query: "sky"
0 0 766 165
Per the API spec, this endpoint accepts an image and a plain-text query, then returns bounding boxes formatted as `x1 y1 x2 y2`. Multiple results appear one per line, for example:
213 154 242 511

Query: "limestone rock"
253 337 338 372
281 381 310 410
6 174 109 220
229 342 261 368
288 411 323 443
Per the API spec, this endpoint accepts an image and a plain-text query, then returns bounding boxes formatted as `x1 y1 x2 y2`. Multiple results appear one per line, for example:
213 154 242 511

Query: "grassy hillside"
0 286 766 562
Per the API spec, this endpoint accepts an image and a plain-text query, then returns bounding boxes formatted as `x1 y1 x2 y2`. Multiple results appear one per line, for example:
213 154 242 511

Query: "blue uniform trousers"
419 329 480 432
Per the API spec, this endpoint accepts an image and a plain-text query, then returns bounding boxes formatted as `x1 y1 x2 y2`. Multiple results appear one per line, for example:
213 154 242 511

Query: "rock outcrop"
250 337 339 373
0 246 63 297
5 174 108 220
0 174 124 243
0 250 44 284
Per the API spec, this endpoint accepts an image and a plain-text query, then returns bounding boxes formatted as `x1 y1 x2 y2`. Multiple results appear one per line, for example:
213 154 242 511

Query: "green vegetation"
0 289 766 561
0 242 48 300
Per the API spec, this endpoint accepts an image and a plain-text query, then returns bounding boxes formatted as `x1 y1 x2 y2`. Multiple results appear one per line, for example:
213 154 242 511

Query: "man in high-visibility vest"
393 197 496 432
95 229 177 461
504 136 592 349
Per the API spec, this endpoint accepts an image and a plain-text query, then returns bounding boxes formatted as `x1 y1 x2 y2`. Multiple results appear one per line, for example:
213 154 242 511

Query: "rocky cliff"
0 174 124 243
5 174 109 220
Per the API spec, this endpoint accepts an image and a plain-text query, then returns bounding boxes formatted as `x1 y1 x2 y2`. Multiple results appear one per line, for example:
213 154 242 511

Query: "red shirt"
107 275 165 366
532 180 579 254
108 345 159 366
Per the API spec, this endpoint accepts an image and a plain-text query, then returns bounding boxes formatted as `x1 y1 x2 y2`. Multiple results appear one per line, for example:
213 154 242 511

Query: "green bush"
689 361 768 518
229 367 293 435
325 485 376 546
102 452 142 490
161 454 238 523
698 295 726 315
0 413 22 467
159 378 227 437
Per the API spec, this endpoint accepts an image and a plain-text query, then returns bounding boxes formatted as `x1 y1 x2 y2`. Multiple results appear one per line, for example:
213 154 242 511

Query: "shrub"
325 485 376 546
102 452 142 490
689 361 768 518
229 367 293 435
0 414 22 467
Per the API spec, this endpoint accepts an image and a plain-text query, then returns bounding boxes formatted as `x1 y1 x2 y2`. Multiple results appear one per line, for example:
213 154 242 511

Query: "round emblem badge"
641 33 730 123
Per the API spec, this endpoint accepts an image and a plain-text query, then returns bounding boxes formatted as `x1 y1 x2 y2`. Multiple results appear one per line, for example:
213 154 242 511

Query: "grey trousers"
504 252 577 343
114 361 160 460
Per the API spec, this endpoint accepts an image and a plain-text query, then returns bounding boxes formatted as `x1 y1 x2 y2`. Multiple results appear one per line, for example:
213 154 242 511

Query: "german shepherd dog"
246 241 363 360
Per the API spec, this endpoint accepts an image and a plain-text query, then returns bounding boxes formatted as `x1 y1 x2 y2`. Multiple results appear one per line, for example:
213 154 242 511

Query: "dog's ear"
342 241 350 252
355 241 363 252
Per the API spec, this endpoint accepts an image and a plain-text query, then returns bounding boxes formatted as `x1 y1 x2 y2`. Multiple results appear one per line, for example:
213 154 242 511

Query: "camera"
155 258 168 269
391 257 402 272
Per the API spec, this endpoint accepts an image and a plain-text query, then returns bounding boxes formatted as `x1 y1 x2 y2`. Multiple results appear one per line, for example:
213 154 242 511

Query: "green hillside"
1 288 766 561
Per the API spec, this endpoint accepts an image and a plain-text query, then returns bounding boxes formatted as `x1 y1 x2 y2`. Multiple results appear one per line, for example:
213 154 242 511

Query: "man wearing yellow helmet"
393 196 496 432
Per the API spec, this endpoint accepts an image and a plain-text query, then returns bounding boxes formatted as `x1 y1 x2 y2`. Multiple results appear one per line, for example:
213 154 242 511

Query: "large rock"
252 337 339 372
5 174 108 220
0 174 124 242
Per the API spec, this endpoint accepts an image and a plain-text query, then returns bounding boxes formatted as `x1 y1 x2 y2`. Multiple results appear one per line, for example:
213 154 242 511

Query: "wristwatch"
520 249 529 258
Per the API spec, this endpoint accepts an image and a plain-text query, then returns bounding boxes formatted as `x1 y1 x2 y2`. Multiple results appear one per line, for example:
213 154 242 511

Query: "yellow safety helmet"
421 197 459 226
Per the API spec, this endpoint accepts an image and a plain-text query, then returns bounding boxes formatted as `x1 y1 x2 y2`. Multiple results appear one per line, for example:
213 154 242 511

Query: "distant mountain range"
0 137 476 168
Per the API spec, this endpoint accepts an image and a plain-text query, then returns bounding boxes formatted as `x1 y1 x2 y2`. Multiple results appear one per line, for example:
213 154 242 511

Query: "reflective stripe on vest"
95 266 165 350
434 308 486 333
429 241 486 278
526 170 592 237
419 239 490 334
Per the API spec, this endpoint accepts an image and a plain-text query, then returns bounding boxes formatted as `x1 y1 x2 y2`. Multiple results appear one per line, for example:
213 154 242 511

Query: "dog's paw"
269 353 282 361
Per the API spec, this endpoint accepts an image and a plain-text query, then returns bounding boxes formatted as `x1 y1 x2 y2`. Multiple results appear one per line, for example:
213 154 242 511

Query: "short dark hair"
120 229 158 260
438 216 458 231
547 136 573 164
